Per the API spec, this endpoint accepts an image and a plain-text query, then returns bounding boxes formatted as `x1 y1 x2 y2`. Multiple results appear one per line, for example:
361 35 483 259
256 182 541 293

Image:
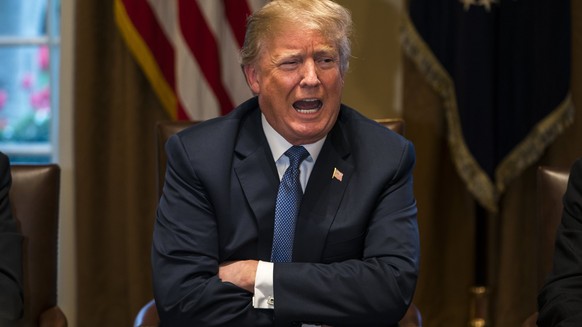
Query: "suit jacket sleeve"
274 138 419 327
538 158 582 326
152 134 274 327
0 153 24 322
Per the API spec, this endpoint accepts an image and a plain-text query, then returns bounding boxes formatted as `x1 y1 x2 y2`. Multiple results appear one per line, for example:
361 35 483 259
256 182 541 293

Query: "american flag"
403 0 572 213
114 0 267 120
332 167 343 182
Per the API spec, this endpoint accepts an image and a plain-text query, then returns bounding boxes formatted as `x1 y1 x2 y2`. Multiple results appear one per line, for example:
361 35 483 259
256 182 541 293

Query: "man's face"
244 28 344 145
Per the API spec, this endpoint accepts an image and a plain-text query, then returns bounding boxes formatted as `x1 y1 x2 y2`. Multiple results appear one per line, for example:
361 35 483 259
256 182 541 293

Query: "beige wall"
336 0 404 119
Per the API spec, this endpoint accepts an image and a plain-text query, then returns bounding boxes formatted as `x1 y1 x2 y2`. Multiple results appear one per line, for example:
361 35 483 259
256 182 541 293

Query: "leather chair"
134 299 157 327
138 118 422 327
9 164 67 327
521 165 570 327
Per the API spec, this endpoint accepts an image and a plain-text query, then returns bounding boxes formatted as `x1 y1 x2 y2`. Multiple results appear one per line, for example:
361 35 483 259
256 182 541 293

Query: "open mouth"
293 99 322 113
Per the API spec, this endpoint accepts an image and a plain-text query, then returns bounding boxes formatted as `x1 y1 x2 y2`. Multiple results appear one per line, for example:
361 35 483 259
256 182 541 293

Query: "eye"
279 60 299 70
318 57 336 68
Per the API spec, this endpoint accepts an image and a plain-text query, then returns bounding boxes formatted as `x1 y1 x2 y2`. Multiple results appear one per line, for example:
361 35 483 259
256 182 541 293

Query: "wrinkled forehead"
260 19 338 51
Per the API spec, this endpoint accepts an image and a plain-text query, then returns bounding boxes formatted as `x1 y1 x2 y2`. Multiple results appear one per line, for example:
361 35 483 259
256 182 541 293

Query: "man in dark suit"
151 0 419 326
538 157 582 326
0 151 23 324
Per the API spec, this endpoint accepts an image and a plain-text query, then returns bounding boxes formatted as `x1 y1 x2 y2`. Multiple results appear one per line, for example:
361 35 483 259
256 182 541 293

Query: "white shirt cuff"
252 260 275 309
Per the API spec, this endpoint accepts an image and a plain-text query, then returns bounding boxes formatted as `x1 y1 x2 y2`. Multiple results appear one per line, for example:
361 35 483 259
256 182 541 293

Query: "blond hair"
240 0 353 75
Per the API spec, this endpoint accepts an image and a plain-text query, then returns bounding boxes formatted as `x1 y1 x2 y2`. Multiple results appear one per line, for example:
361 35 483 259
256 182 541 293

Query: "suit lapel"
232 106 354 263
233 112 279 261
293 122 353 262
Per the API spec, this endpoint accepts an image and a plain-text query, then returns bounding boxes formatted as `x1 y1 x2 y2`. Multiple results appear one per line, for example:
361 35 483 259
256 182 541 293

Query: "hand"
218 260 258 293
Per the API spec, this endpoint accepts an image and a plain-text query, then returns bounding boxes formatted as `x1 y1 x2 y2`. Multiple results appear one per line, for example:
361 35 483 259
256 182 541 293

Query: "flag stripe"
143 0 188 118
224 0 252 48
179 0 235 116
130 4 176 97
115 0 178 118
195 0 251 113
117 0 266 120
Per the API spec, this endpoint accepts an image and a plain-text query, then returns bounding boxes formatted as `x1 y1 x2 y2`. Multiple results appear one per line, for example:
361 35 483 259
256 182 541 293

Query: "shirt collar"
261 113 326 163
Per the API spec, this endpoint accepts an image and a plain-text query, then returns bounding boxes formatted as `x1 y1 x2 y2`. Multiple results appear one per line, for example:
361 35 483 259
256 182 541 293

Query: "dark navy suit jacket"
0 152 23 323
152 97 419 326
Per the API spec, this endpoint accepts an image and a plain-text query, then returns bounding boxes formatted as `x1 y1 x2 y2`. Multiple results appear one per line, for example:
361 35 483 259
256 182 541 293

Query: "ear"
243 64 260 95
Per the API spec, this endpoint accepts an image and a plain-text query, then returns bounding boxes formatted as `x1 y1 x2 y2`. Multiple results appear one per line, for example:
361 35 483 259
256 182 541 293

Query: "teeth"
297 109 318 114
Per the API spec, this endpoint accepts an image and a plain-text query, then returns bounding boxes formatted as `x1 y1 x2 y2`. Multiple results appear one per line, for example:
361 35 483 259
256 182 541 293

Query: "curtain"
74 1 168 325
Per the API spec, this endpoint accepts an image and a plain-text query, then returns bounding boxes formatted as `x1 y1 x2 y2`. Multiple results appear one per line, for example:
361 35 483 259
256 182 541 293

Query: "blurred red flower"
38 46 50 70
0 90 7 110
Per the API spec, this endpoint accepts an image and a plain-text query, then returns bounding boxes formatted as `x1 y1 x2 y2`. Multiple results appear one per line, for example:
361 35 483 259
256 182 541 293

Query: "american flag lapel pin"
332 167 343 182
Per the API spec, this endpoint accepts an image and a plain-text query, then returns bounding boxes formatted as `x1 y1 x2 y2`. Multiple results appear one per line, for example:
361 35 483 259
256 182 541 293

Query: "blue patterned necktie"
271 145 310 263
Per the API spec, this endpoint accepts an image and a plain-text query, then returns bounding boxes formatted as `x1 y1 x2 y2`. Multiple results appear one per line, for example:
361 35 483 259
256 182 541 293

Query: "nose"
300 60 321 87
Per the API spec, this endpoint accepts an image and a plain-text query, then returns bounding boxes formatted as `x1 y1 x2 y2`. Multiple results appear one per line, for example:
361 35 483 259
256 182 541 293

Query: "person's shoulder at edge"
0 151 24 322
0 151 8 171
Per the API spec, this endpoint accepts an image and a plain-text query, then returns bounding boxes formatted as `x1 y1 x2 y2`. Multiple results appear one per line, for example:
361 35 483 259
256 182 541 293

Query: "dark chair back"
10 164 67 327
536 165 569 289
522 165 570 327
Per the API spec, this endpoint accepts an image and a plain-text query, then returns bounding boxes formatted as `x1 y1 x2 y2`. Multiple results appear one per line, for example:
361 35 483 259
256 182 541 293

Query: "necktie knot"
285 146 309 170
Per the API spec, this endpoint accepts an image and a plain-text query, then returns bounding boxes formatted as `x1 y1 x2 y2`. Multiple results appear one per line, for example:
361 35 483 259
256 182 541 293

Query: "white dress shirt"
252 114 325 313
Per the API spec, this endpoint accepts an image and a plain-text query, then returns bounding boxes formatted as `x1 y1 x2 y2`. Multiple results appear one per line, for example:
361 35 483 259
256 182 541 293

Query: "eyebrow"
314 49 337 57
275 46 337 59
